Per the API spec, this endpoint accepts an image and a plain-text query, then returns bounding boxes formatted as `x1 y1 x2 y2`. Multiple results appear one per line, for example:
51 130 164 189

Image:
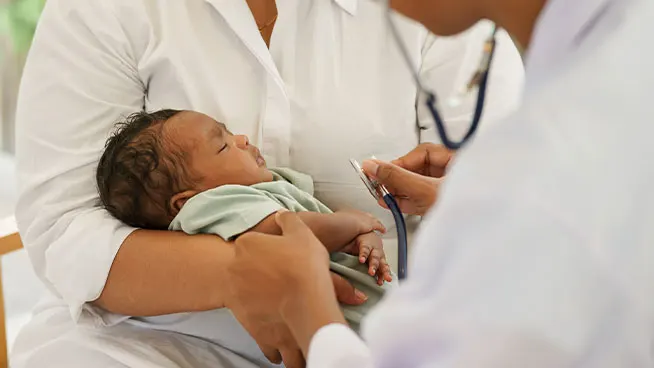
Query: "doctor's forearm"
94 230 234 316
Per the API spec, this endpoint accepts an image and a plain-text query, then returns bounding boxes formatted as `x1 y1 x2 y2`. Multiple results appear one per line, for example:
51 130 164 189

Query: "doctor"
227 0 654 366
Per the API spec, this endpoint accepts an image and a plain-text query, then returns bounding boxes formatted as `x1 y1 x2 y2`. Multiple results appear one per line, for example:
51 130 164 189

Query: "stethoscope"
350 4 500 281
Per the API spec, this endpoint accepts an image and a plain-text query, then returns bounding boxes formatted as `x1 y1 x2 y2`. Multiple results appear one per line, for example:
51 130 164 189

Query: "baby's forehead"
164 111 223 138
161 111 227 153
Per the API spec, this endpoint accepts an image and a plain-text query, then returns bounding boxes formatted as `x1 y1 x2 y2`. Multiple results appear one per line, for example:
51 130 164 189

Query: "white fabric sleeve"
307 324 374 368
14 0 145 322
417 21 524 144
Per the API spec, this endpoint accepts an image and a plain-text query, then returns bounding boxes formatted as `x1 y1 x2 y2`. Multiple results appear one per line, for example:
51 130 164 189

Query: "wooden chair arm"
0 227 23 368
0 233 22 257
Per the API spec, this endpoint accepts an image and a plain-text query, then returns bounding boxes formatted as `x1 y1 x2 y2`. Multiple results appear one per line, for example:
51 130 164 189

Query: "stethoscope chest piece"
349 159 385 200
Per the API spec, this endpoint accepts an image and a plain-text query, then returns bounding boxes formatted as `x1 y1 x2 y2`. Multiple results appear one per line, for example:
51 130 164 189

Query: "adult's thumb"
362 160 412 189
331 272 368 306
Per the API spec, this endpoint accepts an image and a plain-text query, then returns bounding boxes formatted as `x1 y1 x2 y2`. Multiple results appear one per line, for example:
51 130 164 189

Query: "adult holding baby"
11 0 522 367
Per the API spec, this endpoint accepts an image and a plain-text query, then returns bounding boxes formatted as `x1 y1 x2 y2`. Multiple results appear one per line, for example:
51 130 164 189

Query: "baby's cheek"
196 174 227 190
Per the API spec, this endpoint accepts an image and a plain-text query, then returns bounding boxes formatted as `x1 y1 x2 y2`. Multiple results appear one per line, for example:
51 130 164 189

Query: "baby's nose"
234 135 250 149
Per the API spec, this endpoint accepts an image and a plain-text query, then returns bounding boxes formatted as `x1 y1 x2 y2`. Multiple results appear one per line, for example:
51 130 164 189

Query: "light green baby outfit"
169 168 395 332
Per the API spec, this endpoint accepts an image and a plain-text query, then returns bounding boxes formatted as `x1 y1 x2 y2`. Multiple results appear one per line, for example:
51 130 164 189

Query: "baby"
96 109 395 332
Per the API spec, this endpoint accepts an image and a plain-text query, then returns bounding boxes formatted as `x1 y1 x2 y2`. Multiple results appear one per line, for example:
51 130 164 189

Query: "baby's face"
166 111 273 191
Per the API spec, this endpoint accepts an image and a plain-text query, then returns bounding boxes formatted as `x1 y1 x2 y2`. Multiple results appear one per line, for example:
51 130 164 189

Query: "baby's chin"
261 167 274 182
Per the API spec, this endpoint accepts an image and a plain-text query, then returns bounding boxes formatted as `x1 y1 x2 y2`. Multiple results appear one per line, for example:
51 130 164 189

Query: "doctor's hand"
227 212 349 363
362 160 440 216
362 143 453 216
391 143 453 178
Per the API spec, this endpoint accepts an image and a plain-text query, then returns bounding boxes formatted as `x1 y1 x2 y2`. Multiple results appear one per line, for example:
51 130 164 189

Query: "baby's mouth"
256 155 266 167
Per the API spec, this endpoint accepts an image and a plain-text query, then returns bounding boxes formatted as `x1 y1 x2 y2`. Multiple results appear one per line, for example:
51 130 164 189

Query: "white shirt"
12 0 523 363
307 0 654 366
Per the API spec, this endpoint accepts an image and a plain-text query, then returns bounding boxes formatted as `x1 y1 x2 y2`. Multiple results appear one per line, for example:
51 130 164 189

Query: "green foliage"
0 0 46 57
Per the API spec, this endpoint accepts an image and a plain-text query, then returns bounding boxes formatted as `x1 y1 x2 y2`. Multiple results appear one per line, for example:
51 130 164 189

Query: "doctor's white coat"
10 0 522 367
307 0 654 366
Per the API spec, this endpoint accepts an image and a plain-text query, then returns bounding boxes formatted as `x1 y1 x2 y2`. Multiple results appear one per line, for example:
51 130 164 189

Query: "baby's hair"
96 109 195 229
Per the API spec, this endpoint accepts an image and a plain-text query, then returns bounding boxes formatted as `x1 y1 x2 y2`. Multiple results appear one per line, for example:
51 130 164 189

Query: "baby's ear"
170 190 197 216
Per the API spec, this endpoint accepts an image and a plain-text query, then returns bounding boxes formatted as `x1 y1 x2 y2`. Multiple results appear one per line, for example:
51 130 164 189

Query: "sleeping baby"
95 109 395 332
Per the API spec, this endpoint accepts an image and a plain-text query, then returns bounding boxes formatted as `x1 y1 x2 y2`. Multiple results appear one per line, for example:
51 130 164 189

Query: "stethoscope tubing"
383 193 408 280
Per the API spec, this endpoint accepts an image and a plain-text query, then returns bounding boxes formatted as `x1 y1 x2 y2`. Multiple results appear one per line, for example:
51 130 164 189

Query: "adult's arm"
417 21 524 144
15 0 232 320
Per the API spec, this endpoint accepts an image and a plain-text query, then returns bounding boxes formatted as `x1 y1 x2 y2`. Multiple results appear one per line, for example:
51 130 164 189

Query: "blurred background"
0 0 46 352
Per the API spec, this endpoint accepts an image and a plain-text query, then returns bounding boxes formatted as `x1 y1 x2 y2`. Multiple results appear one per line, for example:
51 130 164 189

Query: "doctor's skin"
391 0 547 49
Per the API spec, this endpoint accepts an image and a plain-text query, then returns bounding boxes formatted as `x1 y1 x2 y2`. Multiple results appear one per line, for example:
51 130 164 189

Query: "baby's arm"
169 186 392 281
170 185 384 252
250 210 385 253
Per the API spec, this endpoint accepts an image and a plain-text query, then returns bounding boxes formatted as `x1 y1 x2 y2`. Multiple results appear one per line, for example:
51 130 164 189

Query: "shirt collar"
207 0 358 16
524 0 615 80
334 0 358 15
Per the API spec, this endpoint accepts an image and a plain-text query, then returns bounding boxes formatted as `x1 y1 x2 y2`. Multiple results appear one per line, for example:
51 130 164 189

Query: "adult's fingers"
392 143 452 177
281 348 306 368
372 219 387 233
362 160 421 191
366 160 440 215
259 344 282 364
375 182 419 214
331 272 367 305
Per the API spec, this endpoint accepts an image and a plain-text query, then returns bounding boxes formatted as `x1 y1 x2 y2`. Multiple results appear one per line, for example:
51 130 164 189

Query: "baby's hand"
337 209 387 235
348 232 392 285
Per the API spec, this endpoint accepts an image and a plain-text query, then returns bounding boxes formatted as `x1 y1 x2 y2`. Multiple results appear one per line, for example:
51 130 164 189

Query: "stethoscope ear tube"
426 31 498 150
383 193 408 280
384 0 499 151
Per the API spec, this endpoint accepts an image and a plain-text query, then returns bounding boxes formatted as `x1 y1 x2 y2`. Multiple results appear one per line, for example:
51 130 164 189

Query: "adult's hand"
235 317 305 367
226 212 349 365
228 273 364 367
391 143 453 178
331 272 369 305
361 143 453 216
